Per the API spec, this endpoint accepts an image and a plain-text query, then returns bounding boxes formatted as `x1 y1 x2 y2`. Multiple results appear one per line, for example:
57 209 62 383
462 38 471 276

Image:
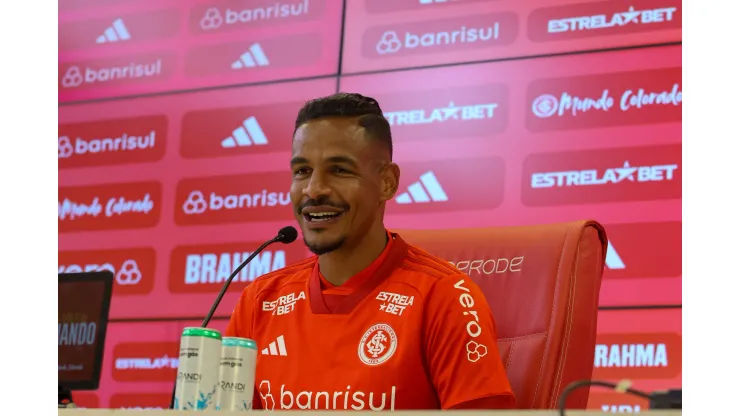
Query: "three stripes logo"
396 171 449 204
605 241 625 270
96 18 131 44
221 117 268 148
231 43 270 70
261 335 287 357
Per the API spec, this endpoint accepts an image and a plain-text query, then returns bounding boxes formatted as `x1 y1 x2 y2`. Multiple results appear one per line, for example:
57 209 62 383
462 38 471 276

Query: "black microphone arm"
169 226 298 409
200 225 298 328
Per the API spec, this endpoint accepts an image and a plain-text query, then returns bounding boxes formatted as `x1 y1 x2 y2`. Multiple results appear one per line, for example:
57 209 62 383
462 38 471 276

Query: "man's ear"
379 163 401 202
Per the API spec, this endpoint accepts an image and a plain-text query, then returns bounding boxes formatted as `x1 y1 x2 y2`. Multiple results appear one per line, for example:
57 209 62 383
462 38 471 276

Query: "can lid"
181 327 222 340
222 337 257 350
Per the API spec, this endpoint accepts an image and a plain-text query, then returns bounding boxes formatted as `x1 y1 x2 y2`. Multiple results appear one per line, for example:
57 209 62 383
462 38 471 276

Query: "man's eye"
333 167 350 174
294 168 310 176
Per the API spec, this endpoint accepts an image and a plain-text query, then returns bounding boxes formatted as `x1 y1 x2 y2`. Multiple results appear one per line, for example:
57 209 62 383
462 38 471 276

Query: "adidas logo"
605 241 626 270
231 43 270 69
221 116 268 148
261 335 287 356
395 171 448 204
96 18 131 44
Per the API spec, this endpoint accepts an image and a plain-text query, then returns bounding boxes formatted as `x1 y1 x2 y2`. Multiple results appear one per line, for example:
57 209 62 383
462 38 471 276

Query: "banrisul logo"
61 60 163 88
174 173 294 226
58 53 173 91
364 12 518 58
197 0 316 32
58 115 168 168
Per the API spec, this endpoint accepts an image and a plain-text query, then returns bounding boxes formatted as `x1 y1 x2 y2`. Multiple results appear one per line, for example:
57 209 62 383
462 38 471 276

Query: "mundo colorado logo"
526 67 682 131
59 181 162 232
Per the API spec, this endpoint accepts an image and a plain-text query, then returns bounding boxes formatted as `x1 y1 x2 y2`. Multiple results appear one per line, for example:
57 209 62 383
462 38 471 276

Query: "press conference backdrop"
58 0 682 411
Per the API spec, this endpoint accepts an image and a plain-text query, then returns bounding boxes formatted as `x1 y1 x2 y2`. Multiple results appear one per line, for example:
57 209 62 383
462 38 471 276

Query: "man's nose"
303 173 331 200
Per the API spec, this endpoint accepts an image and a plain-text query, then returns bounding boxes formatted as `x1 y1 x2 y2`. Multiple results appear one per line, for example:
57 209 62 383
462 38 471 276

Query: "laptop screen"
58 271 113 391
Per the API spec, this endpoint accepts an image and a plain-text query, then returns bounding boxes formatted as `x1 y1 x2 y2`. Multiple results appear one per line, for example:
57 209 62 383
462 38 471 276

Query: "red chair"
396 220 608 409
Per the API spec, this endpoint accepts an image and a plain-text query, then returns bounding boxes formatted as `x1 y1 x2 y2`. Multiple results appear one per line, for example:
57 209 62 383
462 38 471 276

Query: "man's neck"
318 226 389 286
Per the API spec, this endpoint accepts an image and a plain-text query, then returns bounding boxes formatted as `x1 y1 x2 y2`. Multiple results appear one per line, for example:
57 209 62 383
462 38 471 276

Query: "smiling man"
225 93 515 411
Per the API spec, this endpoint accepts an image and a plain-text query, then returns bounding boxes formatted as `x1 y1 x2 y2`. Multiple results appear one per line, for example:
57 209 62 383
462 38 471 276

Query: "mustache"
298 196 349 212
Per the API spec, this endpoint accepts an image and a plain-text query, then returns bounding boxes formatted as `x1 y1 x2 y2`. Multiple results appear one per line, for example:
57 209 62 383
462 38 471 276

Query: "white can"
173 327 222 411
216 337 258 411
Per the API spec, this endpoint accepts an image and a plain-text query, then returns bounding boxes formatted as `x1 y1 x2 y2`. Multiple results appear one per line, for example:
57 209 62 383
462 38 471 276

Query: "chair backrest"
396 220 607 409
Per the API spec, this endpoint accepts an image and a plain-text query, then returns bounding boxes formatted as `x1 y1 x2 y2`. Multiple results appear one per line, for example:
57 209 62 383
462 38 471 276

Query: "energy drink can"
216 337 258 411
173 327 222 411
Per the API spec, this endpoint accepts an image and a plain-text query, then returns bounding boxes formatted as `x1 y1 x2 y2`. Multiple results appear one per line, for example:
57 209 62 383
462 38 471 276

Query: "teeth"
309 212 338 217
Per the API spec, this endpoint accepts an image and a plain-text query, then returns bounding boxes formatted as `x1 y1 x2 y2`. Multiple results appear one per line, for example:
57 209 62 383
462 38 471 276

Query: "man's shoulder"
402 243 463 279
246 256 316 297
400 243 467 283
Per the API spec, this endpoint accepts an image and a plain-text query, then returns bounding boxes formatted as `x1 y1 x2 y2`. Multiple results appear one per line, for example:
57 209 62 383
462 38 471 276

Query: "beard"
304 235 346 255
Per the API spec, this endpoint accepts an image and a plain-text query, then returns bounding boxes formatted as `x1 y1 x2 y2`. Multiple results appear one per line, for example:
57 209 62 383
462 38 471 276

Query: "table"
59 410 682 415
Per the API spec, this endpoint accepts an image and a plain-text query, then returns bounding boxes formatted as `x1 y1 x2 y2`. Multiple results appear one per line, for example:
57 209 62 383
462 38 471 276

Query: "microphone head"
276 226 298 244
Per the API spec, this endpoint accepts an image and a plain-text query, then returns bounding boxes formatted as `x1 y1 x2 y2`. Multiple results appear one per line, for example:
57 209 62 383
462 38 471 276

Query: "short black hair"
294 92 393 159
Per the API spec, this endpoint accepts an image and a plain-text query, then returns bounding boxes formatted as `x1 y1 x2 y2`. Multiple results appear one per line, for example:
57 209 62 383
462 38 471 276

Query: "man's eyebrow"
290 156 309 166
290 156 359 167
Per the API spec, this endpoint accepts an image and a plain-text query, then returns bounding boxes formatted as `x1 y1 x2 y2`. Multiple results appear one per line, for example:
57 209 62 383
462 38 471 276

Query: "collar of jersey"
309 231 408 315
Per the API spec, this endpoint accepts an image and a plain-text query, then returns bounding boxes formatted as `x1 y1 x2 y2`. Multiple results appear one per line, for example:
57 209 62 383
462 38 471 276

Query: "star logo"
621 6 641 25
614 161 638 182
441 102 461 120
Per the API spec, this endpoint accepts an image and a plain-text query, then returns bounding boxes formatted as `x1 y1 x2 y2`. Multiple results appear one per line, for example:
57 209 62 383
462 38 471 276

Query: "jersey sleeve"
423 273 515 410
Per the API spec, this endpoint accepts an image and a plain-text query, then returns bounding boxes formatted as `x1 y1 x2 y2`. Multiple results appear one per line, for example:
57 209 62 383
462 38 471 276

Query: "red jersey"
225 232 514 411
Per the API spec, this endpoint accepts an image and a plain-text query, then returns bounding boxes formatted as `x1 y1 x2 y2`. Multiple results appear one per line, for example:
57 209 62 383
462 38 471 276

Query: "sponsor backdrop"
58 0 682 409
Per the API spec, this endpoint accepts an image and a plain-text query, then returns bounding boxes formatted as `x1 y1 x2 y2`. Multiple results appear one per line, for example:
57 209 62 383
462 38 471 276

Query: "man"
225 93 515 411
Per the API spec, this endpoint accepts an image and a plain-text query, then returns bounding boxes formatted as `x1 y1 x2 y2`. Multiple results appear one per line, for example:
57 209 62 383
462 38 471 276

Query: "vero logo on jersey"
96 18 131 44
231 43 270 69
395 171 448 204
221 117 268 148
261 335 288 356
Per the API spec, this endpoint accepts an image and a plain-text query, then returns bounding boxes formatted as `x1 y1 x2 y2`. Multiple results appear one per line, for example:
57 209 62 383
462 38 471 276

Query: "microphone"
169 226 298 409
